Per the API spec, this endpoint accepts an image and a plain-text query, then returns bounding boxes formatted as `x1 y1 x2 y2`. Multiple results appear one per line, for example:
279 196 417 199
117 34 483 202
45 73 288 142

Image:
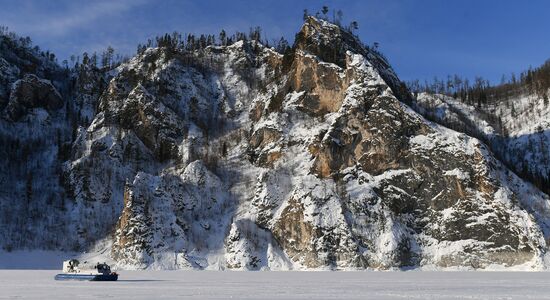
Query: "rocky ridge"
1 17 550 270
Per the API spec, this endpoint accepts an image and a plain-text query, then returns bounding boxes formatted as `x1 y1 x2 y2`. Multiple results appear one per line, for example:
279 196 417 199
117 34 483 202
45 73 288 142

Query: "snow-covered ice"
2 270 550 299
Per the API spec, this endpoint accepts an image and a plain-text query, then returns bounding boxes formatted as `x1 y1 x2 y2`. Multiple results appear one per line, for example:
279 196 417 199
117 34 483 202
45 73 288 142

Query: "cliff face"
1 17 550 270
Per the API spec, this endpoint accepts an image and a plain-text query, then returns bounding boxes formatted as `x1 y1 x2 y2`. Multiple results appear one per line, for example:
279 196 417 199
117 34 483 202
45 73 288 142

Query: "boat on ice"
54 259 118 281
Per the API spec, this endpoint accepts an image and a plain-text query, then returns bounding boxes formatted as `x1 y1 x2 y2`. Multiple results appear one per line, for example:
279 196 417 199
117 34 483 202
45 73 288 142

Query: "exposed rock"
3 74 63 121
0 57 19 110
1 17 550 271
289 51 349 116
111 177 153 268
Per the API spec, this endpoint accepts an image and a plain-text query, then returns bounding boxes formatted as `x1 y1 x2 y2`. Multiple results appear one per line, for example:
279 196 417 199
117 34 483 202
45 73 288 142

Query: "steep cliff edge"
1 17 550 270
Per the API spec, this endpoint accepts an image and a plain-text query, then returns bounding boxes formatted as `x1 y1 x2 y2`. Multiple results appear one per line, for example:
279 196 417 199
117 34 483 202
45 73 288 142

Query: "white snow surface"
3 270 550 299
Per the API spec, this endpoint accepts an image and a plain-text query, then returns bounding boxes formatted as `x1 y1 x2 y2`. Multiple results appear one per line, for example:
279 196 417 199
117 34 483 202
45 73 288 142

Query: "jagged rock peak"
294 16 409 104
294 16 367 68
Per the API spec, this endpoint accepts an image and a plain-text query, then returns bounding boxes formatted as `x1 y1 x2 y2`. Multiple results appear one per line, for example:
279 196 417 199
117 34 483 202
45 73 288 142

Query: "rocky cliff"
1 17 550 270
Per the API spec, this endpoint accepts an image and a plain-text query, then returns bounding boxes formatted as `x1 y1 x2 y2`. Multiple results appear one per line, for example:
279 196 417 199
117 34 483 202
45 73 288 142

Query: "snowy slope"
414 92 550 192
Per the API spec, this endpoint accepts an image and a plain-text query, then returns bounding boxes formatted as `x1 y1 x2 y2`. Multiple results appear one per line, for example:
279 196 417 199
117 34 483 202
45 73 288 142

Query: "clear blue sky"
1 0 549 84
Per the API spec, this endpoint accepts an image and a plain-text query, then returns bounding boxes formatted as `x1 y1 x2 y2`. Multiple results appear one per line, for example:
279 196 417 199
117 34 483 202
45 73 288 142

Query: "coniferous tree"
321 6 329 19
26 172 33 206
90 52 97 67
335 10 344 25
349 21 359 32
82 52 89 65
219 30 227 46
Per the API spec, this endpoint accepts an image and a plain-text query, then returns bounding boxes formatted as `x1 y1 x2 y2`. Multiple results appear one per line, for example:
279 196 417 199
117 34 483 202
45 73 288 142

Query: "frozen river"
1 270 550 299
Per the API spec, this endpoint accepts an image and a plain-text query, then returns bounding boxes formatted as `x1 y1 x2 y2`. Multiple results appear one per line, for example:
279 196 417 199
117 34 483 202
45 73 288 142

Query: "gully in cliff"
54 259 119 281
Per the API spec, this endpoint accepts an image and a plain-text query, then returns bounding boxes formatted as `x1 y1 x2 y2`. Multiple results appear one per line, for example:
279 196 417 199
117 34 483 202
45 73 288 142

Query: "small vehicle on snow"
54 259 118 281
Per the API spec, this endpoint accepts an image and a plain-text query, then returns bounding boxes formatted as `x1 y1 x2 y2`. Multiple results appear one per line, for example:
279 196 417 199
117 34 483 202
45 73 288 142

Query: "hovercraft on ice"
54 259 118 281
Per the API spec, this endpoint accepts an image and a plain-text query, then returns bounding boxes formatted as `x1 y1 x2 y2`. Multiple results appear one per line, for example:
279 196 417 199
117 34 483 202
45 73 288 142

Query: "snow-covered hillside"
414 91 550 193
1 16 550 271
